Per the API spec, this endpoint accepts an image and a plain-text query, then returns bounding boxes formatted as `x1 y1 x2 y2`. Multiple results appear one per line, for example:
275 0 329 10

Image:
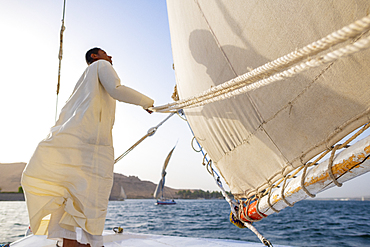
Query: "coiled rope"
150 14 370 113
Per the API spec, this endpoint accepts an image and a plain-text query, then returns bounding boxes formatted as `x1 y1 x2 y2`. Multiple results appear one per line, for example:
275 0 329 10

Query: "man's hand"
145 105 154 114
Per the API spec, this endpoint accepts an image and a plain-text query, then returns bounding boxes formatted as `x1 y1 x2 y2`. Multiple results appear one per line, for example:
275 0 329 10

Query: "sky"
0 0 369 198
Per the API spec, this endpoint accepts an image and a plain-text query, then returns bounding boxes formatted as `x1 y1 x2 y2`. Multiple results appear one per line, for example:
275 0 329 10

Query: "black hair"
85 47 101 65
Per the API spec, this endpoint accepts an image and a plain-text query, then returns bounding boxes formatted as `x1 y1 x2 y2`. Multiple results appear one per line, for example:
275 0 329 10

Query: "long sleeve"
97 60 154 109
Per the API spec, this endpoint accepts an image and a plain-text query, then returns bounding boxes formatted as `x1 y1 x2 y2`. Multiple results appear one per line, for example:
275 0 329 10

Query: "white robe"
21 60 154 236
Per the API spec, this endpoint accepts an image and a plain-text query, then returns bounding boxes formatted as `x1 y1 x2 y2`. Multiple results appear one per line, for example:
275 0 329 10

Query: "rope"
326 123 370 187
255 121 370 216
188 122 238 209
298 122 370 198
243 222 273 247
250 123 370 207
176 109 187 121
114 133 150 164
186 92 275 246
281 176 294 207
300 163 316 198
188 122 275 245
114 112 176 164
267 189 280 213
327 144 343 187
255 195 267 219
239 199 260 223
55 0 67 122
191 136 202 152
150 14 370 113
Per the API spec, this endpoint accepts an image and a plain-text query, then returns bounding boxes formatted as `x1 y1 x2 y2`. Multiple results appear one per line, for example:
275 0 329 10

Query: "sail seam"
263 62 334 124
194 0 238 77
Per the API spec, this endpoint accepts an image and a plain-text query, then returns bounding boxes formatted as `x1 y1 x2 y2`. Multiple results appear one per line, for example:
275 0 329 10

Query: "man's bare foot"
62 237 102 247
63 238 78 247
77 243 91 246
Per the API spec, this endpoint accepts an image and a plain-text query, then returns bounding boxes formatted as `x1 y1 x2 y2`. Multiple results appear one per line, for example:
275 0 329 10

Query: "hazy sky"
0 0 369 198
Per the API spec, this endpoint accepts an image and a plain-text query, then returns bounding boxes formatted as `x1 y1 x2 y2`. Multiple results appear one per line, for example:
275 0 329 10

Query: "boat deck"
10 230 290 246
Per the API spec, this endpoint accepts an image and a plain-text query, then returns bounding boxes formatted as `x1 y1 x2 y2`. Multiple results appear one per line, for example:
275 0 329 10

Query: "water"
1 200 370 246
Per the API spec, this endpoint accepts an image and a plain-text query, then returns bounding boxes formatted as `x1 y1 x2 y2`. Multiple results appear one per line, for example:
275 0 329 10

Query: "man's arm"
97 60 154 109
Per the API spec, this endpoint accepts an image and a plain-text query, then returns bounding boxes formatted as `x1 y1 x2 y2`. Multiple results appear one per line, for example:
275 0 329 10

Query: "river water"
1 199 369 246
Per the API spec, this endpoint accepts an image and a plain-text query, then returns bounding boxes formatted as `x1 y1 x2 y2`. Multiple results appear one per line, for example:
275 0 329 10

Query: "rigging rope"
187 107 272 245
192 132 273 246
55 0 67 122
150 14 370 113
114 112 176 164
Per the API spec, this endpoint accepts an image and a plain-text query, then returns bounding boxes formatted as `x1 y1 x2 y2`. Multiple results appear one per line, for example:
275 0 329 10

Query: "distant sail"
154 145 176 199
166 0 370 199
118 186 127 201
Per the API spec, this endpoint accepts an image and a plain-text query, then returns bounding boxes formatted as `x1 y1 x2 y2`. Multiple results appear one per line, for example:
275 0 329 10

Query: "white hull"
10 230 290 247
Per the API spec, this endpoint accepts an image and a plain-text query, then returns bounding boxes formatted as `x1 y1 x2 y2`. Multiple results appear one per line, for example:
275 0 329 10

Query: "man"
21 48 154 247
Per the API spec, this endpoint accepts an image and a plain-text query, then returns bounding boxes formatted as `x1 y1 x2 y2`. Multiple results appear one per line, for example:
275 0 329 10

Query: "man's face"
93 49 113 65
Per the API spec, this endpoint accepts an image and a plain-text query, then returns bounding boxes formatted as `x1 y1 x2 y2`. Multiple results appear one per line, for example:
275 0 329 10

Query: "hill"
0 162 26 192
110 173 178 199
0 163 178 200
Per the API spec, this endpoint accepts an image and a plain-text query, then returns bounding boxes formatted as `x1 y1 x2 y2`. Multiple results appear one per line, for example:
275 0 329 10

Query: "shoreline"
0 193 25 201
1 193 369 202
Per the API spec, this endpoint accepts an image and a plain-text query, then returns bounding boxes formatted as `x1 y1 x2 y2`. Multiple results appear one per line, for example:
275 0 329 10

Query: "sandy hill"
0 162 26 192
110 173 179 199
0 163 178 199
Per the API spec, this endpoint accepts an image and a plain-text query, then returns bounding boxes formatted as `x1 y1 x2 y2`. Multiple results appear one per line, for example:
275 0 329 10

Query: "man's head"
85 47 113 65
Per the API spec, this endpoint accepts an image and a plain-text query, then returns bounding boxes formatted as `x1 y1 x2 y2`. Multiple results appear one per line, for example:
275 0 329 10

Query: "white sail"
166 0 370 199
118 186 127 201
153 145 176 199
153 180 164 199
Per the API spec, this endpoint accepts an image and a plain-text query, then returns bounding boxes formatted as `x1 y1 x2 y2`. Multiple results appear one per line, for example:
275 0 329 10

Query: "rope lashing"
326 123 370 187
280 176 294 207
114 112 176 164
176 109 187 121
236 200 273 246
299 122 370 197
267 189 281 213
189 126 273 246
55 0 67 122
300 163 316 198
188 124 238 210
191 136 202 152
327 144 343 187
150 14 370 113
202 153 214 175
239 199 259 223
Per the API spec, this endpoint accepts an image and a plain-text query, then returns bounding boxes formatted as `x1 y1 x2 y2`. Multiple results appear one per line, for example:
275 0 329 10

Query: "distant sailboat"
154 145 177 205
118 186 127 201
